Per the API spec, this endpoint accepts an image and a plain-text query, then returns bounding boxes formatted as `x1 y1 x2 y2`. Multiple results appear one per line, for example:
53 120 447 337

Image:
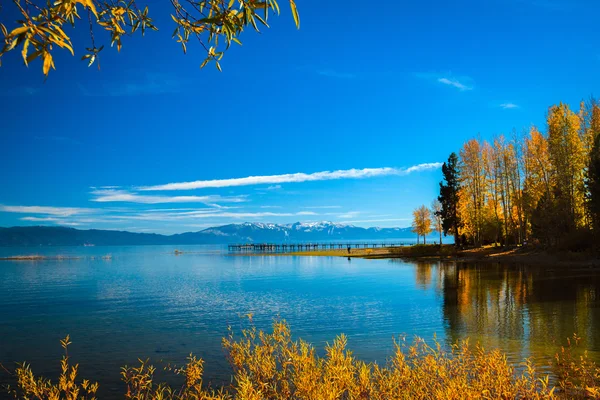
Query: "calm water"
1 245 600 397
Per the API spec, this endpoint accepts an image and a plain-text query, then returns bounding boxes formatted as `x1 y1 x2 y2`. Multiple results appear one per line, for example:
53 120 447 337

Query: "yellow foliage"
0 0 300 76
412 204 433 243
547 103 587 228
5 322 600 399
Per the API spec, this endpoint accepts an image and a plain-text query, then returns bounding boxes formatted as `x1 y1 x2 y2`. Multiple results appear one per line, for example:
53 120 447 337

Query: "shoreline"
238 245 600 267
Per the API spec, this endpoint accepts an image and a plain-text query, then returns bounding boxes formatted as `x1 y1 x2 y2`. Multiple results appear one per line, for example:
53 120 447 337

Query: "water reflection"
402 261 600 365
2 247 600 398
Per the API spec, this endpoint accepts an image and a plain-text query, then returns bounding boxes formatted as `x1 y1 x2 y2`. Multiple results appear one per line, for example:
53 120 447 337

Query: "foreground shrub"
3 321 600 399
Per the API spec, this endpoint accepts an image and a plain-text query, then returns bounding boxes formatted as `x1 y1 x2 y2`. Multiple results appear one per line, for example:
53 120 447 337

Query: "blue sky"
1 0 599 233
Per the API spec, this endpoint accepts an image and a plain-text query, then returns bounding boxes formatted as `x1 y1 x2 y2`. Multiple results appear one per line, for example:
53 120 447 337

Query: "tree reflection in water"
395 260 600 371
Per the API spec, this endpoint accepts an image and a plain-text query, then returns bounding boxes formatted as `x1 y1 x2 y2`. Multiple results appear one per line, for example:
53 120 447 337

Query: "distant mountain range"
0 222 439 247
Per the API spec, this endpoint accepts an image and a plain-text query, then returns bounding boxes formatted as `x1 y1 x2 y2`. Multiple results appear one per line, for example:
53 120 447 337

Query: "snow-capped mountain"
177 221 416 243
0 222 433 246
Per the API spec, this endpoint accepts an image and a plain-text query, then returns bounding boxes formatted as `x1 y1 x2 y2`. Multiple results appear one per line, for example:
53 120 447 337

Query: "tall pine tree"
437 153 462 245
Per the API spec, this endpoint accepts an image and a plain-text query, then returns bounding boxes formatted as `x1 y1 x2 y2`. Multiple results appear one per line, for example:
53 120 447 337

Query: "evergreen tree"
437 153 462 245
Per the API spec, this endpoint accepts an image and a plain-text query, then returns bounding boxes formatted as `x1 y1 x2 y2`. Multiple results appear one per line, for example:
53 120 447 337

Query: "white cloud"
500 103 519 109
20 216 61 222
437 77 473 91
338 211 361 219
91 189 247 204
138 163 443 191
107 211 318 222
296 211 318 216
302 205 342 209
266 185 282 190
0 205 95 217
416 73 474 91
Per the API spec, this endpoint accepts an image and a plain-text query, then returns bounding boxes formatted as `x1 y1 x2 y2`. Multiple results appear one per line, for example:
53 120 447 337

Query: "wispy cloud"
138 163 443 191
266 185 282 190
98 210 318 222
416 73 474 91
90 189 247 204
20 216 62 222
317 69 356 79
302 206 342 209
260 205 283 209
0 205 95 217
437 77 473 91
296 211 317 216
11 207 321 228
500 103 519 109
338 211 361 219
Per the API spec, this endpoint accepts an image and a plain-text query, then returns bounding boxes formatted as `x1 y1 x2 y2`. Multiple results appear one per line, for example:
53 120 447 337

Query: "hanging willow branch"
0 0 300 77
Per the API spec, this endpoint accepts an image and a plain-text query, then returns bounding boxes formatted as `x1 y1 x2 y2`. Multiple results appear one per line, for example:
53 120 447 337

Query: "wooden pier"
227 242 408 253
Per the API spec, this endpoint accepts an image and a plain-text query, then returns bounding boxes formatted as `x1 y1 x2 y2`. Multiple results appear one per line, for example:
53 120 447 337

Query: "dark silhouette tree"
437 153 462 246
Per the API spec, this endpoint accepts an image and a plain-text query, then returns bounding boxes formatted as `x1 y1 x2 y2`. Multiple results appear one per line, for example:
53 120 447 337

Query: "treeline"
435 99 600 250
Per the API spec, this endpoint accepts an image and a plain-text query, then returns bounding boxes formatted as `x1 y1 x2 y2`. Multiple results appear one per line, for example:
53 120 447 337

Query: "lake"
1 245 599 398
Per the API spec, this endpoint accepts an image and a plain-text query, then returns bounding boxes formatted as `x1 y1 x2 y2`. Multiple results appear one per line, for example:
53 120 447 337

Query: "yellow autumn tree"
412 205 432 244
445 99 599 248
547 103 586 230
459 138 489 247
484 139 504 244
0 0 300 77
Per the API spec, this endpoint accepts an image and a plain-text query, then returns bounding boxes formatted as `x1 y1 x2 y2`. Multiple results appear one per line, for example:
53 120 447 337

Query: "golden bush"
4 321 600 399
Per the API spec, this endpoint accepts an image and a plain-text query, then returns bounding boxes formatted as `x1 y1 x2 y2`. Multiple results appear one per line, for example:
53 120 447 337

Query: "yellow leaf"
112 7 126 17
21 38 30 66
43 52 53 76
289 0 300 29
75 0 98 17
53 25 70 40
86 0 98 17
7 36 18 51
49 36 74 55
9 25 28 37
